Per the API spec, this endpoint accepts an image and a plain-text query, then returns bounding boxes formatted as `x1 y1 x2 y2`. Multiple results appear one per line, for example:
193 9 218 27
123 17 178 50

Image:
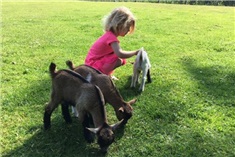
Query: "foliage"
1 1 235 157
84 0 235 6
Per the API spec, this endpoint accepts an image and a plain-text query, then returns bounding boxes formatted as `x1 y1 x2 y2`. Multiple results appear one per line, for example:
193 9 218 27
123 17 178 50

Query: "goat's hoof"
44 124 51 130
101 148 108 154
85 135 95 143
65 120 72 124
64 117 72 123
147 80 152 83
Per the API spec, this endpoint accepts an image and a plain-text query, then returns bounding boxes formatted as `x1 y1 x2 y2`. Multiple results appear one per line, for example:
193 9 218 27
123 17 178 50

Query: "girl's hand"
111 41 140 58
135 48 141 55
136 47 144 55
135 50 139 55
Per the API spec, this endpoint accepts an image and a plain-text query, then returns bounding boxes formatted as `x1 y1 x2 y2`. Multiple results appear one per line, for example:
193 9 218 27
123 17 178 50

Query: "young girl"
85 6 139 78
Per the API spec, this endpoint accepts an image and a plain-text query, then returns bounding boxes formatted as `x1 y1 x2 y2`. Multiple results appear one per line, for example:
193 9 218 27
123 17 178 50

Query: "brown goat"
66 60 137 125
44 63 123 153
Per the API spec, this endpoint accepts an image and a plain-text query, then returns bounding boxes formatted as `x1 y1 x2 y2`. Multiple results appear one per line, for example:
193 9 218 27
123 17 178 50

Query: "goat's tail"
136 49 143 66
66 60 75 70
49 62 57 78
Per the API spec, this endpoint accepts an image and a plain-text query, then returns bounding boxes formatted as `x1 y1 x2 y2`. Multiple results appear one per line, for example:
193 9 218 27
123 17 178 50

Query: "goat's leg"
147 69 152 83
131 74 135 88
61 102 72 123
44 100 59 130
131 69 140 88
135 70 140 86
139 68 148 92
131 71 136 88
82 113 95 143
44 108 52 130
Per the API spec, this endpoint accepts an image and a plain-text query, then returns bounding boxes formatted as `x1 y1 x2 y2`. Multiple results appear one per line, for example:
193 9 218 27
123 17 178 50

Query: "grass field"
1 1 235 157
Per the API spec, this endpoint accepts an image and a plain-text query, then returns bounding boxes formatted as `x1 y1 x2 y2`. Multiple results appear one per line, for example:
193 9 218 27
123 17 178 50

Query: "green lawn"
1 1 235 157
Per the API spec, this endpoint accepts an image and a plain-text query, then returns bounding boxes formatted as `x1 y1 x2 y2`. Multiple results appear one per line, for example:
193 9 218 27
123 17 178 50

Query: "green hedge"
83 0 234 6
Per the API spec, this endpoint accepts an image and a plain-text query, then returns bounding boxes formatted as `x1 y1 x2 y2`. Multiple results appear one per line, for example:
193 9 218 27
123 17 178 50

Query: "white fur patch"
71 106 79 117
86 72 92 82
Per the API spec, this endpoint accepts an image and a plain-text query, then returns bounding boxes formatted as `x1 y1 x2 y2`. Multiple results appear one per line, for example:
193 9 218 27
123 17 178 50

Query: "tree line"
83 0 234 6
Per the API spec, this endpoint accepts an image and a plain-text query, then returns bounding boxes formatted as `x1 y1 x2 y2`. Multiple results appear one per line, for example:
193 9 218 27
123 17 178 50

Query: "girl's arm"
111 42 139 58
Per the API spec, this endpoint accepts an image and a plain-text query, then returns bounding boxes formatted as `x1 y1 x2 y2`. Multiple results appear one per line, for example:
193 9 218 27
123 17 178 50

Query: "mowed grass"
1 1 235 157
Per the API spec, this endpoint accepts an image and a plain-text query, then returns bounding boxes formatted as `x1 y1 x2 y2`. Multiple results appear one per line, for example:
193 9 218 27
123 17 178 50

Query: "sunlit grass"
1 1 235 157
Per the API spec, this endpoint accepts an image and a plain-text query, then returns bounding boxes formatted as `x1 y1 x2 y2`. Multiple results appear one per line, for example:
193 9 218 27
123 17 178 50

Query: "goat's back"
73 65 120 99
135 49 151 69
66 62 113 95
51 70 101 109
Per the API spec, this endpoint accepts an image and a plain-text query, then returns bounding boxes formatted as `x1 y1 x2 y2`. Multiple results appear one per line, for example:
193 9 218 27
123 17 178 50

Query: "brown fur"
66 60 137 124
44 63 123 153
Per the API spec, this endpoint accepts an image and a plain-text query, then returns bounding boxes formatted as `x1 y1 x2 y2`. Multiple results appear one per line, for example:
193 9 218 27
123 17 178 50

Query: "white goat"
131 47 152 92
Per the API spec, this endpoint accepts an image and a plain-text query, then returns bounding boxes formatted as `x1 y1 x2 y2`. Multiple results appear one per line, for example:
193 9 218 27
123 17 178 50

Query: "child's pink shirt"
85 31 120 74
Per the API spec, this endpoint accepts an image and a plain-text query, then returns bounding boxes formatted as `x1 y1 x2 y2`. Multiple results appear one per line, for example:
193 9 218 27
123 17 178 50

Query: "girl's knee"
115 58 125 68
122 59 127 65
102 58 126 75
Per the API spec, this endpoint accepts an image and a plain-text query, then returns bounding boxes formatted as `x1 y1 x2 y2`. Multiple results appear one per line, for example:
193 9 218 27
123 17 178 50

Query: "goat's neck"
105 82 126 111
106 92 125 111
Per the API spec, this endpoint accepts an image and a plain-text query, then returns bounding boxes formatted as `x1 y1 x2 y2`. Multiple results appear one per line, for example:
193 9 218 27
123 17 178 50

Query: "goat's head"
87 120 123 153
116 98 137 125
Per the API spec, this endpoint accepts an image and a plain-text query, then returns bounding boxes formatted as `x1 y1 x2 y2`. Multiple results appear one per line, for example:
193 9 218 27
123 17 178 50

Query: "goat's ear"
86 127 100 134
118 107 124 113
111 119 124 131
129 98 137 105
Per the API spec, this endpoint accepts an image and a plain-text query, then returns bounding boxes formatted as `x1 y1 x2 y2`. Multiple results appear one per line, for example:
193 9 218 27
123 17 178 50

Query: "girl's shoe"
111 75 119 81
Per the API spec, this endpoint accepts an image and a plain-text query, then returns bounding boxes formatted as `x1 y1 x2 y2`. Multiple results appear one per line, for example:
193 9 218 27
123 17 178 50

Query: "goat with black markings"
44 63 123 153
131 47 152 92
66 60 137 125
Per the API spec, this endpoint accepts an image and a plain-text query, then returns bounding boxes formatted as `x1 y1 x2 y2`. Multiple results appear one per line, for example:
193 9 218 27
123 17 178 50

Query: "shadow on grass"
4 119 102 157
114 75 143 99
4 59 234 156
181 57 235 106
2 78 125 157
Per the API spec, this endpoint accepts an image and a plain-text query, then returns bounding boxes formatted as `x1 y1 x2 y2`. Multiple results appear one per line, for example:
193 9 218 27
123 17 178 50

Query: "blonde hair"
103 7 136 35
